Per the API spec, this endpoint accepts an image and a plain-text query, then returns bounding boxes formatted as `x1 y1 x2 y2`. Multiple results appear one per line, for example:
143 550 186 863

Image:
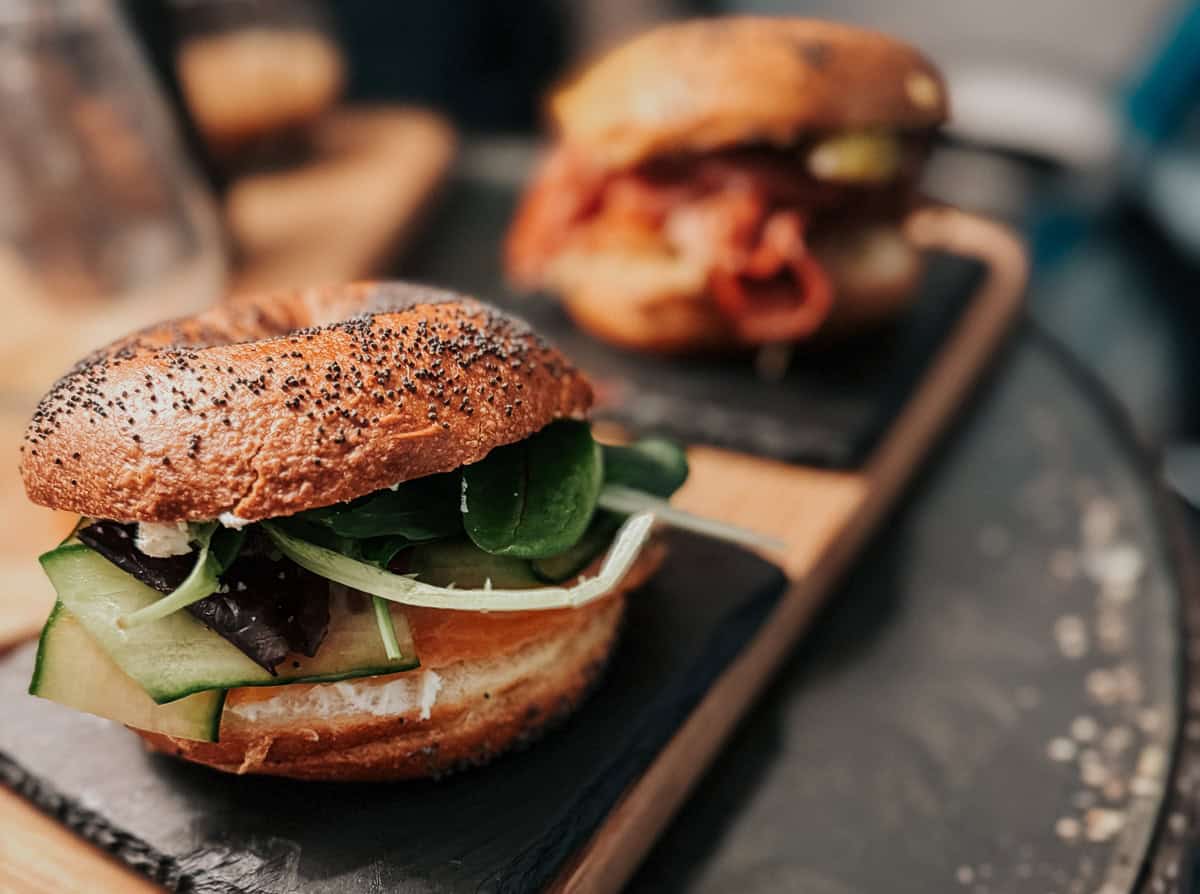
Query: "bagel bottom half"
553 222 924 354
137 540 665 781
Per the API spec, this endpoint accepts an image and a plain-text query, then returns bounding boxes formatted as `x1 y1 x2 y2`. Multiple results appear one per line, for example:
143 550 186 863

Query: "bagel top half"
21 282 592 523
551 17 948 170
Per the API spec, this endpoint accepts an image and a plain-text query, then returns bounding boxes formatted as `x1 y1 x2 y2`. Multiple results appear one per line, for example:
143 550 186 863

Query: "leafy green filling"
291 422 688 565
111 424 689 640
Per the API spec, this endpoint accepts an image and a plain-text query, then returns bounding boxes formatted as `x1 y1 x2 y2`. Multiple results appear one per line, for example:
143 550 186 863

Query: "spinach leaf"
601 437 689 498
210 526 247 573
297 472 462 541
354 536 409 570
274 515 342 550
529 511 623 583
281 519 408 572
461 420 603 558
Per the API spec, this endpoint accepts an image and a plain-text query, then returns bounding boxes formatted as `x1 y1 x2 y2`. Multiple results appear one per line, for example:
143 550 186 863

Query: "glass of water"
0 0 228 399
0 0 228 611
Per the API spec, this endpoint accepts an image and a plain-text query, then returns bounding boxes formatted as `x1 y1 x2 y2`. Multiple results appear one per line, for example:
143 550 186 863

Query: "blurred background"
2 0 1200 649
324 0 1200 447
316 0 1200 444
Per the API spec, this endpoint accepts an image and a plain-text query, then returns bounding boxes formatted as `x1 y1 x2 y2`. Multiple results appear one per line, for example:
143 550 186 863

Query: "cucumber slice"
30 602 224 742
40 544 419 704
407 538 541 588
530 516 620 583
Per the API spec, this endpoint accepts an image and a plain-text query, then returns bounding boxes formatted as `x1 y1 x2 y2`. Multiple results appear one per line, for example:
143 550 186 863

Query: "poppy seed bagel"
20 281 593 523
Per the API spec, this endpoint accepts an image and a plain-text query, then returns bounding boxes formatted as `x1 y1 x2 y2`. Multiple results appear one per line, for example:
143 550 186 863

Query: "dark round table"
627 326 1196 894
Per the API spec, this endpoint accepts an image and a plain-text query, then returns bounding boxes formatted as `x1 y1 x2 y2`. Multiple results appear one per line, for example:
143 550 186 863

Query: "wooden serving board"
555 207 1027 891
0 202 1023 893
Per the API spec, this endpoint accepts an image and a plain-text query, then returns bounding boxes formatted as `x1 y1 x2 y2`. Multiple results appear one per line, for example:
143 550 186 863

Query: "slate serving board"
400 158 982 468
0 535 785 893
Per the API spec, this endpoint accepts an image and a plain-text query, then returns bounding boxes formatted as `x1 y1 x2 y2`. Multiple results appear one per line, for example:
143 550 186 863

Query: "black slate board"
0 535 785 893
399 160 983 468
630 328 1187 893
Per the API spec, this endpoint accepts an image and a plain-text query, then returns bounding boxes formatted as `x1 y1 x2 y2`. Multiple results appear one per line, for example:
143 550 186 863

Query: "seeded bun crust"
551 17 948 170
137 541 664 780
21 282 592 523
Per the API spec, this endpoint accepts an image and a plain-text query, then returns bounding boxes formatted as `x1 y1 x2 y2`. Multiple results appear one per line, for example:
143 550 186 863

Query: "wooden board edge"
550 209 1028 893
0 785 161 894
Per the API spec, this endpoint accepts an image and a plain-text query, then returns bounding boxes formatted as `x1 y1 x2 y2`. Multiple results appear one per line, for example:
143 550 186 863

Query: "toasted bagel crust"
21 282 592 522
136 542 664 780
551 17 948 170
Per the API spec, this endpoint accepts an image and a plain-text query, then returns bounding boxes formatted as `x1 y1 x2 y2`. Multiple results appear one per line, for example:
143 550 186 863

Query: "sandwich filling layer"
508 133 930 342
28 425 715 744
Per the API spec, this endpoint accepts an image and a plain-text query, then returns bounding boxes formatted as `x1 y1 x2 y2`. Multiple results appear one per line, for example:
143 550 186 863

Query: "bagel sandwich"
506 18 947 352
19 281 770 781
